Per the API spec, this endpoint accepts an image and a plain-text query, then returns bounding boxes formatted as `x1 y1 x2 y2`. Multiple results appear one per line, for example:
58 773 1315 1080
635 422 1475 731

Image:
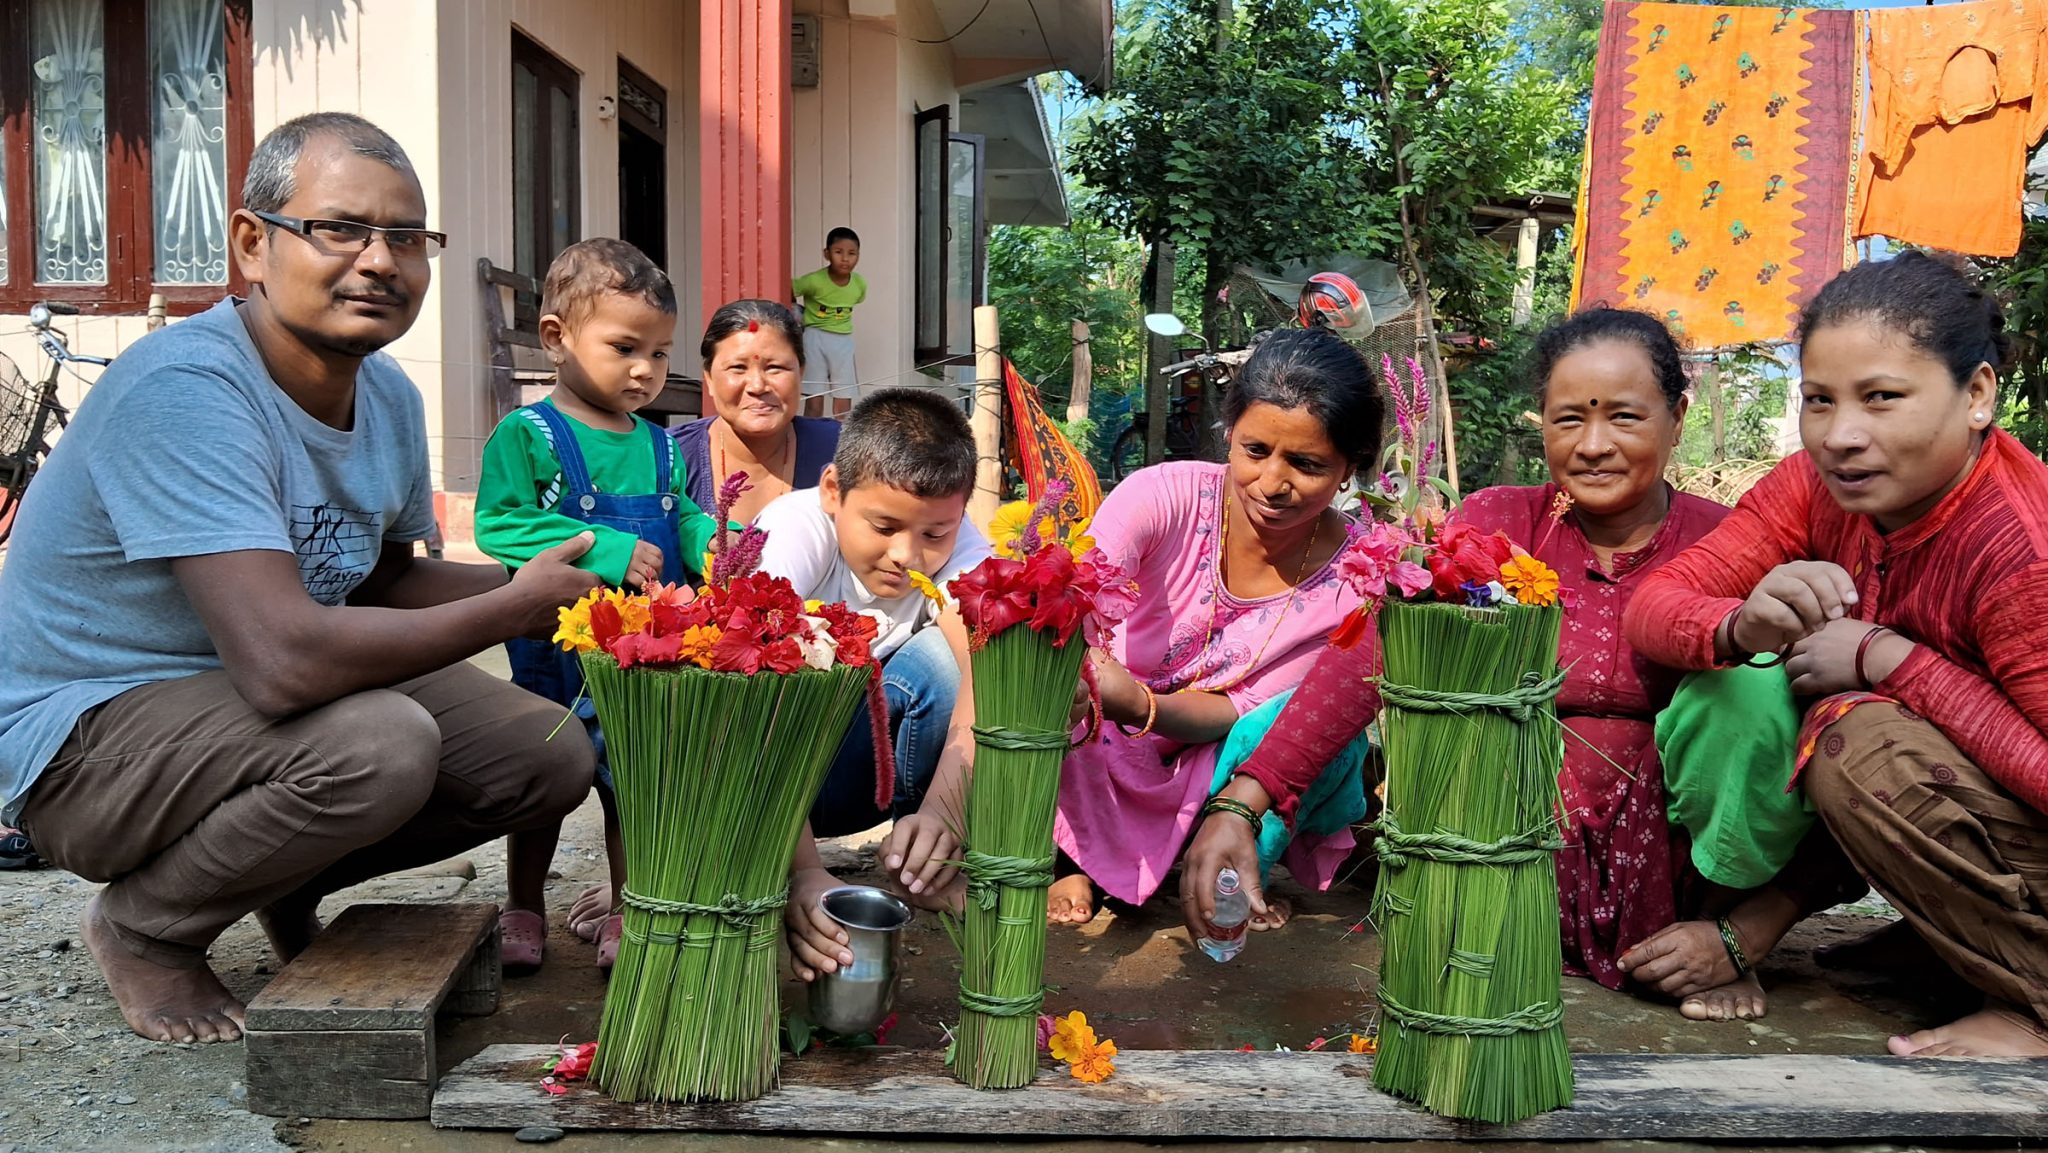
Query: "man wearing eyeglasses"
0 113 600 1046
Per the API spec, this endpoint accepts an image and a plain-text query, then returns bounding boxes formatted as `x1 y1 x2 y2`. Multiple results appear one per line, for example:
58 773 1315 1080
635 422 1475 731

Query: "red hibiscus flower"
759 636 806 675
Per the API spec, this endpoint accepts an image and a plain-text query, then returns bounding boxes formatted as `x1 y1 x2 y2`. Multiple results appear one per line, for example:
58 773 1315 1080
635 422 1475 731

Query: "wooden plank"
432 1045 2048 1141
444 920 502 1018
246 902 499 1032
246 1027 433 1119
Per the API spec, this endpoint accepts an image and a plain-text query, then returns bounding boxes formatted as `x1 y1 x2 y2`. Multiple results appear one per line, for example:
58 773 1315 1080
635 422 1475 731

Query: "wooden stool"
245 902 502 1119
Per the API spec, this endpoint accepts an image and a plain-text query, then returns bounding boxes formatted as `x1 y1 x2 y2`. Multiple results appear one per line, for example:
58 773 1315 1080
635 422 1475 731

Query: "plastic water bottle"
1197 868 1251 962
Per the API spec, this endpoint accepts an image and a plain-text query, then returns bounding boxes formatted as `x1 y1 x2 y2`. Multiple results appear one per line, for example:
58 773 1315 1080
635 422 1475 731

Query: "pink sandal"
596 914 623 972
499 909 546 974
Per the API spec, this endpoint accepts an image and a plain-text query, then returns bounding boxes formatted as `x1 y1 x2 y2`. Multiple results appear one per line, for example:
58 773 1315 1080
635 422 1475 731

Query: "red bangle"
1855 626 1892 688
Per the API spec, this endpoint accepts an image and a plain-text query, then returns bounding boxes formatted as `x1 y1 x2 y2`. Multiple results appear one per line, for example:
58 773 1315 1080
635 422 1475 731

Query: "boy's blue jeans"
809 627 958 837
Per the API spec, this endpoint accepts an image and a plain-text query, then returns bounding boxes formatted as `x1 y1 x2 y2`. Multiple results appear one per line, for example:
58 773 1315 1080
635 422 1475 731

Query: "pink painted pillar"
698 0 793 415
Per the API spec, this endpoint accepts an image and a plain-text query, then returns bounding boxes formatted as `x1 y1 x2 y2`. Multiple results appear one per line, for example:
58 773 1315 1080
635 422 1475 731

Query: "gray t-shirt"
0 298 435 820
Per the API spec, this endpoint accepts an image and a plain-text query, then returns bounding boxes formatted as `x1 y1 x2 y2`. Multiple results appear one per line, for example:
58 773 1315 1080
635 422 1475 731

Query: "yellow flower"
1068 1037 1118 1084
988 499 1036 559
908 570 943 605
1500 553 1562 608
1348 1032 1377 1055
1047 1011 1096 1063
552 589 603 654
601 587 652 635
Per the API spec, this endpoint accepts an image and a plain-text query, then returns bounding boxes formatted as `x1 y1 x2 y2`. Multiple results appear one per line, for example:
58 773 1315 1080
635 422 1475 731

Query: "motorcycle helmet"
1297 271 1371 332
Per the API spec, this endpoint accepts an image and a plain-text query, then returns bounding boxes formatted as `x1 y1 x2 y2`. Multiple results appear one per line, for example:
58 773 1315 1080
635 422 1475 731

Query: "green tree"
1066 1 1375 344
987 197 1148 425
1987 217 2048 456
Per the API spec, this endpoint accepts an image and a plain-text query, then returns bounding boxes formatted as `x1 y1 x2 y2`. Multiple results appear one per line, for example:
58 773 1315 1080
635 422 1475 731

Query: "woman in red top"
1623 252 2048 1057
1195 308 1861 1021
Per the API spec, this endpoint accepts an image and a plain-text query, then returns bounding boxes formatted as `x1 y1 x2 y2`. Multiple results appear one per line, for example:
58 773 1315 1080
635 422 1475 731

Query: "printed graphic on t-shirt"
291 501 379 604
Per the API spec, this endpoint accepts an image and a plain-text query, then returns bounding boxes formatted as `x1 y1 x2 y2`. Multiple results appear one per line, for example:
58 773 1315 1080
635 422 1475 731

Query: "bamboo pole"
1144 240 1175 468
1067 320 1092 426
970 304 1004 531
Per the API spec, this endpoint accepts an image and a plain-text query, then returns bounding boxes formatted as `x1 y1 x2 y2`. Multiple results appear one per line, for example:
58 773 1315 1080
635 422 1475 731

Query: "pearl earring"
1975 412 1987 422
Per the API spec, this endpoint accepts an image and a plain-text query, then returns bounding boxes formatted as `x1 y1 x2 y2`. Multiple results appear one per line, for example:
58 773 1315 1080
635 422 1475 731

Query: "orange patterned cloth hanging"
1854 0 2048 258
1574 2 1857 349
1000 359 1101 526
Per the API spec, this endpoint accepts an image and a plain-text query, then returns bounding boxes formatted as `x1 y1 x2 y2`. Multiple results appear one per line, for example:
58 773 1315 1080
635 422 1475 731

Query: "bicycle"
0 302 112 544
1109 335 1235 483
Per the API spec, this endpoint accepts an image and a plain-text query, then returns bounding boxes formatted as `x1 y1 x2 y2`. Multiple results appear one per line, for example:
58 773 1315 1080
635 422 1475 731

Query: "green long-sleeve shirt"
474 400 716 586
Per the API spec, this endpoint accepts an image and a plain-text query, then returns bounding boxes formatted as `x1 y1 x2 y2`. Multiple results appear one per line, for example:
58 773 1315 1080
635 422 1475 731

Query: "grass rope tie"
958 986 1049 1018
1447 948 1496 979
972 724 1070 752
959 850 1055 912
621 888 787 924
1373 811 1565 871
1374 668 1566 724
1378 987 1564 1038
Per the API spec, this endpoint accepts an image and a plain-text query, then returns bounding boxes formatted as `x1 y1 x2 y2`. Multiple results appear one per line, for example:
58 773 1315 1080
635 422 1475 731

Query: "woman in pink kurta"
1047 327 1387 921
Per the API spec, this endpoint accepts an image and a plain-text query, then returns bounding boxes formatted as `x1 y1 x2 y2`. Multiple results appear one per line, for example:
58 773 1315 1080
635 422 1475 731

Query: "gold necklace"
715 420 796 499
1183 492 1322 694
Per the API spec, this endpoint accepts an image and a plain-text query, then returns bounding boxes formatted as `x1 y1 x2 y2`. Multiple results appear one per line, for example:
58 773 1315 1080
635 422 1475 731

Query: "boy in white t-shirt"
753 389 987 979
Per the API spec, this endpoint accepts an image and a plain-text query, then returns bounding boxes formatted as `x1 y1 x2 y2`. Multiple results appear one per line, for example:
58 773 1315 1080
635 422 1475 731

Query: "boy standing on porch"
792 227 865 416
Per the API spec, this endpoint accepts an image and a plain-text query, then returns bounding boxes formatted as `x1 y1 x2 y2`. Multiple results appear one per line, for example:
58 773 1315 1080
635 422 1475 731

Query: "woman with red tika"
1624 252 2048 1058
1191 308 1861 1023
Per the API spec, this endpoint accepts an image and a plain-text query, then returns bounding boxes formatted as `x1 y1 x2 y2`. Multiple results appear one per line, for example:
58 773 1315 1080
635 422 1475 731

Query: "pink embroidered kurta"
1053 462 1365 906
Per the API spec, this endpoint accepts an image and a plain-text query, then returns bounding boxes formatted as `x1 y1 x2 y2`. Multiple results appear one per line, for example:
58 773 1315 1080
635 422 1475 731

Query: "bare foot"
1680 971 1768 1021
1046 874 1098 925
567 883 613 942
1248 896 1294 931
1887 1005 2048 1057
254 898 322 964
82 895 245 1044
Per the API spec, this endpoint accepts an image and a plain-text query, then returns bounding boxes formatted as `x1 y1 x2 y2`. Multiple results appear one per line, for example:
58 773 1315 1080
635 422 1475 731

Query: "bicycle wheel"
1109 424 1146 482
1164 408 1203 461
0 451 34 546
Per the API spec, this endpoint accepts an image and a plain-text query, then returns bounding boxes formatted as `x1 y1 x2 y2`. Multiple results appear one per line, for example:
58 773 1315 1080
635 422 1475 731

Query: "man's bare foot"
1248 896 1294 931
1046 874 1098 925
1887 1004 2048 1057
254 899 322 964
82 896 245 1044
1680 971 1767 1021
568 883 613 942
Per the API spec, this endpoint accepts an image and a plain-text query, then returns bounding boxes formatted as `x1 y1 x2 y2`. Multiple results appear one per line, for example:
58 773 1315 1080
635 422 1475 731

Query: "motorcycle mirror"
1142 313 1186 338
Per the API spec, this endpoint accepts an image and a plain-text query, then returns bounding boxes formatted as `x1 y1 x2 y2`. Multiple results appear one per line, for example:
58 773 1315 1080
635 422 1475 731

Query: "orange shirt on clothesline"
1855 0 2048 257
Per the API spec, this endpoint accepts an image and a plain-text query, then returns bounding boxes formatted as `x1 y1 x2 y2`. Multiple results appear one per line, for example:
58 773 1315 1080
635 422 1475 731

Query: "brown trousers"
18 663 592 968
1803 701 2048 1024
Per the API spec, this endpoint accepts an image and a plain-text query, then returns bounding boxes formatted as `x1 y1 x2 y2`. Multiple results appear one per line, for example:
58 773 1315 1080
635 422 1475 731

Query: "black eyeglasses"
251 210 447 259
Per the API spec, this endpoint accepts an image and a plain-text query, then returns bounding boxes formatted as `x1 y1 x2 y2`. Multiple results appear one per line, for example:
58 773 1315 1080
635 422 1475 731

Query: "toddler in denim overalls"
473 240 717 972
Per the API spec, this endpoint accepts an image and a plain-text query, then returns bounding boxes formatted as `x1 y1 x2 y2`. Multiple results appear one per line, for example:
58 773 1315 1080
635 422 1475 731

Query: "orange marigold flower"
1348 1032 1377 1054
677 624 722 669
1047 1010 1096 1063
601 587 652 635
1500 553 1562 608
1068 1038 1117 1083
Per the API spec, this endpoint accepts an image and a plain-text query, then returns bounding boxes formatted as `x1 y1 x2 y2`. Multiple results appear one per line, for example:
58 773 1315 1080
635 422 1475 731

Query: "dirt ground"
0 651 2005 1153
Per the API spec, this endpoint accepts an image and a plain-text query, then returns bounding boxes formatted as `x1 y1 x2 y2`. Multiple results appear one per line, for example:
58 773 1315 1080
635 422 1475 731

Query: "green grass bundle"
949 627 1090 1089
582 655 870 1102
1369 599 1573 1124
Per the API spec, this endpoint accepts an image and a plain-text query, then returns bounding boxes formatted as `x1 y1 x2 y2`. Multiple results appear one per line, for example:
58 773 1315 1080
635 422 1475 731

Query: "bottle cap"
1216 867 1240 895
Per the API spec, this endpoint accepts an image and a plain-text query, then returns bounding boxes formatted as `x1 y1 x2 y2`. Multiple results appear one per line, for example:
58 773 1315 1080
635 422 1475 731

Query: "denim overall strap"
644 417 673 496
525 401 600 504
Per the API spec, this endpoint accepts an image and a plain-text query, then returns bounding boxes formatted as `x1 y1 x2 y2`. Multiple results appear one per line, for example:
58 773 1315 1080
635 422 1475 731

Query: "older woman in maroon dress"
1184 309 1862 1020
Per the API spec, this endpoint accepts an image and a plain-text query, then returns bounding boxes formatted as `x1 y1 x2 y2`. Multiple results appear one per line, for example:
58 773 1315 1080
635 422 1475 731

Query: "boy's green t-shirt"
792 268 866 334
474 399 717 587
